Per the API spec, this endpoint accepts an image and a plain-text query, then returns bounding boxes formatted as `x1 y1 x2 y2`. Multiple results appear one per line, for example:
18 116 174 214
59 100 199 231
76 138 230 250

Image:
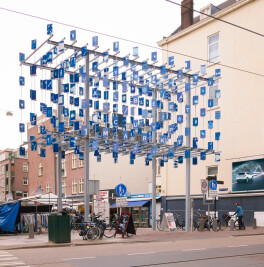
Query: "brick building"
0 148 29 201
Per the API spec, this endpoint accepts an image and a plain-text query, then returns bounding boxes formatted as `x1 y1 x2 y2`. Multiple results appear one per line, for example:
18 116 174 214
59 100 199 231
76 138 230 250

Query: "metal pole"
57 78 62 212
185 76 191 232
152 88 157 230
84 53 90 222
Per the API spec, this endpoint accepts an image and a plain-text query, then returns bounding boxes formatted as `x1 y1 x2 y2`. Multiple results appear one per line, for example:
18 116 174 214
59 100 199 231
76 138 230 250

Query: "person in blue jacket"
234 202 245 230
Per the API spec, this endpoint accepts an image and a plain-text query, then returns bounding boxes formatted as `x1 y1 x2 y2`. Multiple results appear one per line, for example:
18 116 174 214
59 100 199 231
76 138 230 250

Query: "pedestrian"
234 202 245 230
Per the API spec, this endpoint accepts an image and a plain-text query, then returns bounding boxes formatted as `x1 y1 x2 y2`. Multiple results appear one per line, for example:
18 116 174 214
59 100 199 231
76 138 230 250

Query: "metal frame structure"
19 30 220 231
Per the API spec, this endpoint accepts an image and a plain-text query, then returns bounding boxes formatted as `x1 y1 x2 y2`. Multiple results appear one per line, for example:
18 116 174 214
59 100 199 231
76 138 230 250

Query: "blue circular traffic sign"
115 184 127 197
209 180 217 190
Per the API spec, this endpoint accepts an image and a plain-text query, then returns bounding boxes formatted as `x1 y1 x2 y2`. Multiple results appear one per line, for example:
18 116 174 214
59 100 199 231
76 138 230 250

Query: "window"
23 177 28 185
156 185 161 193
72 179 77 194
62 181 67 197
38 163 43 176
79 158 84 167
46 184 51 193
61 159 67 177
79 178 84 193
209 80 219 107
208 33 219 64
207 166 218 178
23 192 28 198
23 163 28 172
72 154 77 169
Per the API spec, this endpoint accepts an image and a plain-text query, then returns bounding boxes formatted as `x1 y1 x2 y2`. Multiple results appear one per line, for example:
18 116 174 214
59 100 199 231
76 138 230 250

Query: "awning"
111 200 149 208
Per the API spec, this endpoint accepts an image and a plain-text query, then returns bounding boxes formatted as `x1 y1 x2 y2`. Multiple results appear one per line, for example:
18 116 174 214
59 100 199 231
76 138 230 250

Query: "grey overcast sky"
0 0 225 150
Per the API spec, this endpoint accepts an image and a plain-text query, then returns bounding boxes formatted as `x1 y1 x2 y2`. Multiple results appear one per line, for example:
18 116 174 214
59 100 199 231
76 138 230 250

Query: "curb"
3 238 161 251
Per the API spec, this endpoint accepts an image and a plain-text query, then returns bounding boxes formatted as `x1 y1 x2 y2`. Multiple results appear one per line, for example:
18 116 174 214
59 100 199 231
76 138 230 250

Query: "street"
4 233 264 266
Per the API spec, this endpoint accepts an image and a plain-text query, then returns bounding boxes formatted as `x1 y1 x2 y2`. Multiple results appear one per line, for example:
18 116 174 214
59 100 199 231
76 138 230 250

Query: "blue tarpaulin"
0 202 20 232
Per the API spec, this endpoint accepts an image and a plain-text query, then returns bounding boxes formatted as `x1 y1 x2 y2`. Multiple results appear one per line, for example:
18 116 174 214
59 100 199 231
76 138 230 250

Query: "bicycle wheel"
87 226 101 240
157 220 165 231
220 220 227 231
103 224 116 238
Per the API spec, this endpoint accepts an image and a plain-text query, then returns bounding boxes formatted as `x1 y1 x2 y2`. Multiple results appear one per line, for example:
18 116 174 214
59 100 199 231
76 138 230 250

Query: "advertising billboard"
232 158 264 192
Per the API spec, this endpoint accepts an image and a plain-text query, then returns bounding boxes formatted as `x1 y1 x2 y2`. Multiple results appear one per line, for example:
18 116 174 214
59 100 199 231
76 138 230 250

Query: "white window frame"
72 154 77 169
72 179 77 194
79 158 84 167
23 163 28 172
23 192 28 198
79 178 84 194
207 166 218 178
38 163 43 176
23 177 28 185
62 181 67 197
208 32 219 65
46 183 51 193
61 159 67 177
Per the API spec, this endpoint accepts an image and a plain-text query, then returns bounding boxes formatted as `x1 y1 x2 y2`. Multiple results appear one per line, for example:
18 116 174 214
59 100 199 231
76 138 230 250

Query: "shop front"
111 193 161 228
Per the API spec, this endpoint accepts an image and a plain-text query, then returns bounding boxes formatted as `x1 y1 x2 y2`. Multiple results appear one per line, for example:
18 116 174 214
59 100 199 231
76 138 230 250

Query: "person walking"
234 202 245 230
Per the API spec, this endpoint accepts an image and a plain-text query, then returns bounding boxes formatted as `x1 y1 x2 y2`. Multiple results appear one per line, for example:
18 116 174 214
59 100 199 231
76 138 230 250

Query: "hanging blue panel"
0 202 20 232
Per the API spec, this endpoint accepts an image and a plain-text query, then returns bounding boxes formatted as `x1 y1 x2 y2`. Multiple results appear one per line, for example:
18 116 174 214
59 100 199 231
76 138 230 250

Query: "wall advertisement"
232 158 264 192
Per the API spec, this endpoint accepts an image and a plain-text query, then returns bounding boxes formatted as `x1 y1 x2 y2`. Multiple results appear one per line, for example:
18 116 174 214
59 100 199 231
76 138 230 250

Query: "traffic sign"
209 180 217 190
115 184 127 197
201 179 208 193
116 197 127 207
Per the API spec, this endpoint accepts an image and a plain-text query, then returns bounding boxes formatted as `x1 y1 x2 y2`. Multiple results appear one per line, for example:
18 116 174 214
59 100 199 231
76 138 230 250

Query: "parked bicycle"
195 211 221 231
220 213 246 230
103 213 119 238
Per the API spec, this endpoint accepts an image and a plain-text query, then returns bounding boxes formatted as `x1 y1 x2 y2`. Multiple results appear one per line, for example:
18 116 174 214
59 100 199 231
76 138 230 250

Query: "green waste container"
48 214 71 243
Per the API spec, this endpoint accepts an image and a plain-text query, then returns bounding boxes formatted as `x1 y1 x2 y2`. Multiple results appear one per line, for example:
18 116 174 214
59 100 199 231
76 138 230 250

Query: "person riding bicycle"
234 202 245 230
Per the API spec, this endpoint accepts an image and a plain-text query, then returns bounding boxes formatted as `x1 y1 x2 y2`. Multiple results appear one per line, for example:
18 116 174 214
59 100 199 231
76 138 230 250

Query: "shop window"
72 179 77 194
208 33 219 64
72 154 77 169
79 178 84 194
38 163 43 176
23 163 28 172
23 177 28 185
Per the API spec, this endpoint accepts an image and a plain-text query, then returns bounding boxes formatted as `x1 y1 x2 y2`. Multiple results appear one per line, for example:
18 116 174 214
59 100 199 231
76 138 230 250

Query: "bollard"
212 219 217 232
230 219 235 231
198 218 204 232
29 224 34 239
252 218 257 229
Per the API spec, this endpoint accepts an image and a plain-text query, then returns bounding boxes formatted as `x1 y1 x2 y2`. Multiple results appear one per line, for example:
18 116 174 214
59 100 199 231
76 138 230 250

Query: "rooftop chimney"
181 0 193 31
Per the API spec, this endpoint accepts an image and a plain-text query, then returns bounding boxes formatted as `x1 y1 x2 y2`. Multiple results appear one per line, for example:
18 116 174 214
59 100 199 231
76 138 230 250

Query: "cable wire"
0 6 263 78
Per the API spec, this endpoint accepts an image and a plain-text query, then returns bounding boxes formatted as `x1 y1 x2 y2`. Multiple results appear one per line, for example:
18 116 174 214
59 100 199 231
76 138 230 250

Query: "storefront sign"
161 212 176 230
130 193 160 199
95 190 109 203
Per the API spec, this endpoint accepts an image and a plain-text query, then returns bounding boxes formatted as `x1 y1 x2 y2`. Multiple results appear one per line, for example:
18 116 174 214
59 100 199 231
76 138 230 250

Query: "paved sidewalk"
0 227 263 250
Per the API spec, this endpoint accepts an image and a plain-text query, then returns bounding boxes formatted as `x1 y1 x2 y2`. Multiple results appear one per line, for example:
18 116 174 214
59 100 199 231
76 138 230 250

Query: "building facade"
157 0 264 224
27 115 152 199
0 149 29 201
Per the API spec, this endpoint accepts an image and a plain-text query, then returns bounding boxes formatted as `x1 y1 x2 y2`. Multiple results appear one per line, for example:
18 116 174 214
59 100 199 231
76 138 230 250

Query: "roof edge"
157 0 254 47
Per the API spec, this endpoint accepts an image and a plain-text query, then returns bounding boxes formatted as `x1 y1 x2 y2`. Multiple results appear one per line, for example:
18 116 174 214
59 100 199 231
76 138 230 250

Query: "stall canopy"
111 200 149 208
0 202 20 232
